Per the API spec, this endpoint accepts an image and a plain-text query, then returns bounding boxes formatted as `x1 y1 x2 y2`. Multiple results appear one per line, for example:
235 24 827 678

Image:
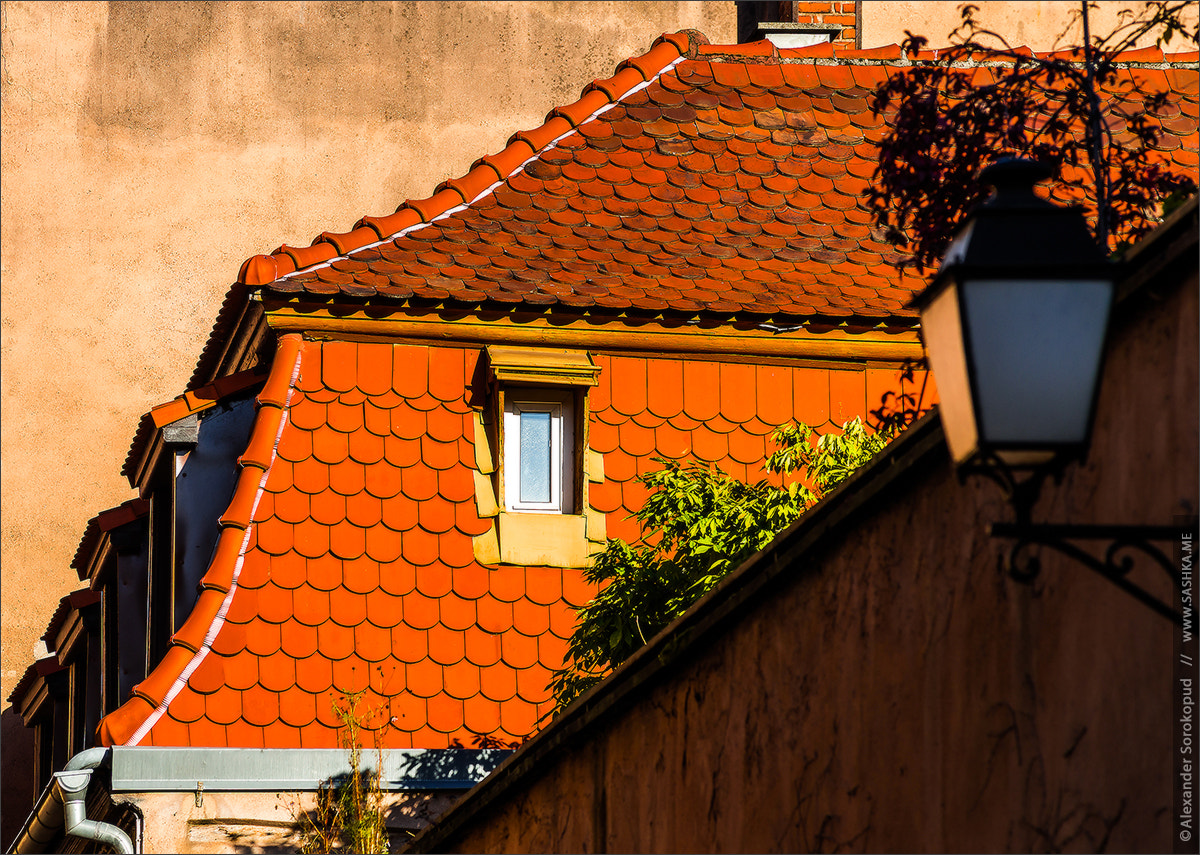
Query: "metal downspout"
56 747 135 854
11 747 135 854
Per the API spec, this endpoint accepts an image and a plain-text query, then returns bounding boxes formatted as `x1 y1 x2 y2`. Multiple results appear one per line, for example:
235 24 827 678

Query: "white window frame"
503 389 575 514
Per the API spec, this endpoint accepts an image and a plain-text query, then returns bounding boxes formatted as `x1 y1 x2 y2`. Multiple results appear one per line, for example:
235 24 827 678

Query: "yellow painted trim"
587 449 605 484
585 503 607 545
264 306 923 362
496 513 590 568
472 410 495 475
486 345 600 387
472 528 501 566
472 470 499 518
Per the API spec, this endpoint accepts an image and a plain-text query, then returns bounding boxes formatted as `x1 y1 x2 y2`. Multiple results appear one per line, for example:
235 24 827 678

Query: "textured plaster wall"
1 0 1192 845
0 1 735 844
119 788 460 853
425 267 1198 851
862 0 1198 49
5 0 1180 715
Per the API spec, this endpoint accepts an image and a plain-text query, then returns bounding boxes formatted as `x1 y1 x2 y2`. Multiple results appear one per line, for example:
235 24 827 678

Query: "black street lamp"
913 158 1115 468
913 158 1190 624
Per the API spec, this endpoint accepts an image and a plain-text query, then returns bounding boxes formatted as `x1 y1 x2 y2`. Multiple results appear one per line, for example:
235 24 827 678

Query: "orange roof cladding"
91 31 1194 752
95 331 921 749
238 32 1197 324
149 368 268 430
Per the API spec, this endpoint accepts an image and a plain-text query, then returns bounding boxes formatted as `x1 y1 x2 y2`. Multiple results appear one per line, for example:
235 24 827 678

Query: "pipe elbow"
61 801 134 855
55 760 135 854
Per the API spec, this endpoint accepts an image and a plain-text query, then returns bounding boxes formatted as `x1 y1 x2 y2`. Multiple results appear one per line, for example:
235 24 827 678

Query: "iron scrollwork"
961 454 1194 625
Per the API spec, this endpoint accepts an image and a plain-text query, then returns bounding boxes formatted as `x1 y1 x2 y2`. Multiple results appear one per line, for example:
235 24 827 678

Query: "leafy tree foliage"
550 416 903 711
867 1 1198 271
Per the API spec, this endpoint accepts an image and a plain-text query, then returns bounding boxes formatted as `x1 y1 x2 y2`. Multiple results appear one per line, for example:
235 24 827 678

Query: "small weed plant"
295 691 389 854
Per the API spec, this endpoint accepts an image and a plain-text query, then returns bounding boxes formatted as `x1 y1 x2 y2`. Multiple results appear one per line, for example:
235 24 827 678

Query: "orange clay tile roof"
6 661 41 709
235 32 1198 324
89 33 1193 752
96 333 920 749
41 589 101 647
6 656 65 711
149 367 269 430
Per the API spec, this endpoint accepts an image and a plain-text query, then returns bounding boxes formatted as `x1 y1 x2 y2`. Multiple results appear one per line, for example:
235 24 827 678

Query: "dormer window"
504 390 575 514
470 345 604 568
487 346 598 518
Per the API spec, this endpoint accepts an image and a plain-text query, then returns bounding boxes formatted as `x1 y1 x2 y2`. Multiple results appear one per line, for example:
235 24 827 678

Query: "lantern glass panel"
961 279 1112 447
921 282 979 463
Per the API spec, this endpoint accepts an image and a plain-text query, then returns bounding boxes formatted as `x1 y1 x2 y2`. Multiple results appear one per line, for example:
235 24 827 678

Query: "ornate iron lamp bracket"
959 455 1193 625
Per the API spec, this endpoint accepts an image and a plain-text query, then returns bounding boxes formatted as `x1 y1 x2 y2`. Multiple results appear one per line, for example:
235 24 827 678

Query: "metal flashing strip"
110 747 513 792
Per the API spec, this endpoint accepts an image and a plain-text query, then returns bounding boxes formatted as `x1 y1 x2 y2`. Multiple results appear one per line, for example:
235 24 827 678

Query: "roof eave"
259 297 923 363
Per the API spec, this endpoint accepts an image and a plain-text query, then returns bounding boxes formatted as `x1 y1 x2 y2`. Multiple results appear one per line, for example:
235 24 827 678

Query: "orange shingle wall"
590 352 923 541
130 341 924 749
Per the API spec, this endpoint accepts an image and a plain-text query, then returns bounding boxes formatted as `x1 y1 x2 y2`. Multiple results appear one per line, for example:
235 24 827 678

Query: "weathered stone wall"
416 250 1198 850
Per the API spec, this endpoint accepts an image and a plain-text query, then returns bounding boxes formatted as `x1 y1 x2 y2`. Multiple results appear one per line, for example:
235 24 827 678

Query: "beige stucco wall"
862 0 1198 49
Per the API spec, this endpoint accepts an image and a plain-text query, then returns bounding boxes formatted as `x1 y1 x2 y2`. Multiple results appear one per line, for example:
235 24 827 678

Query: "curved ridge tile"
97 335 304 746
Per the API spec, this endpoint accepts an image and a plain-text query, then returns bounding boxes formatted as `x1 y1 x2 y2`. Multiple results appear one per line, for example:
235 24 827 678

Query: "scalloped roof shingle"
233 32 1197 326
96 332 906 749
76 31 1197 752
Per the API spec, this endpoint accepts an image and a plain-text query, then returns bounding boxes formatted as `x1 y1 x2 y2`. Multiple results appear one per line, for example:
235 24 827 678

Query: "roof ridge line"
97 335 304 748
237 32 697 288
268 53 692 284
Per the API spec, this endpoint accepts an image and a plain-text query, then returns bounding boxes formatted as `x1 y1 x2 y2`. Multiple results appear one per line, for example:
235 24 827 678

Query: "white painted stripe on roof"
126 340 304 747
430 203 470 223
274 53 687 281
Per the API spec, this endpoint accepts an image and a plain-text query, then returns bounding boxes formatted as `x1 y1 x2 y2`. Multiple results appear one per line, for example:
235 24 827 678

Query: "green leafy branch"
550 415 906 712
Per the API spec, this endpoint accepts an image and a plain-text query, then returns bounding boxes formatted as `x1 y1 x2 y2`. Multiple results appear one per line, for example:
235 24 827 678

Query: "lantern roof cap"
920 159 1113 304
979 158 1057 210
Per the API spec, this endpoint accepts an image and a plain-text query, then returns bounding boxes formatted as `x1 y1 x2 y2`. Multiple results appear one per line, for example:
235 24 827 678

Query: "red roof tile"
96 335 935 749
231 34 1194 332
71 498 151 583
93 32 1190 755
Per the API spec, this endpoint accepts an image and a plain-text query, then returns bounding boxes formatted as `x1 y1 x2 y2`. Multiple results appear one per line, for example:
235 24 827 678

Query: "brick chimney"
735 1 860 50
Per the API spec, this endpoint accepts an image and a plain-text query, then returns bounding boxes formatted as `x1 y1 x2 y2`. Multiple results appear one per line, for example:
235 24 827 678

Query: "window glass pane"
520 411 552 503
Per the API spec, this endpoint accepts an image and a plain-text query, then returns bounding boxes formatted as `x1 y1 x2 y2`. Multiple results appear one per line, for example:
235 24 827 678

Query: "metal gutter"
9 777 63 855
9 747 510 853
10 748 134 854
109 747 513 792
